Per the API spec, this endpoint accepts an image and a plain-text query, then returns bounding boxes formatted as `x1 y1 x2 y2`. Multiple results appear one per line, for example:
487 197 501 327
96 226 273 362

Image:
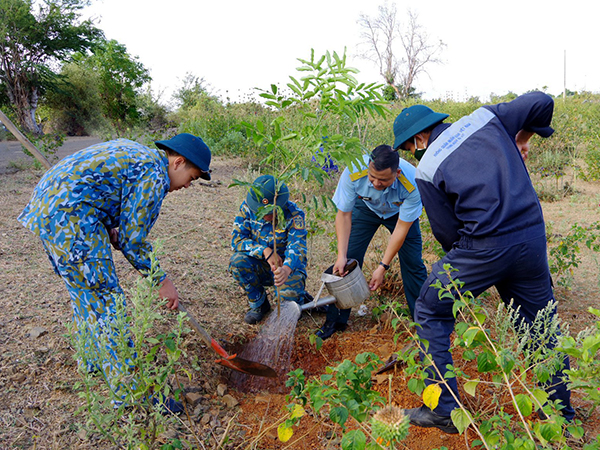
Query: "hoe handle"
178 302 230 358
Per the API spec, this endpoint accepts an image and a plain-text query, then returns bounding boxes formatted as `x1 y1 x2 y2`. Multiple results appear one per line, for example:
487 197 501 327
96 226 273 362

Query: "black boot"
244 299 271 324
404 405 458 434
316 320 347 340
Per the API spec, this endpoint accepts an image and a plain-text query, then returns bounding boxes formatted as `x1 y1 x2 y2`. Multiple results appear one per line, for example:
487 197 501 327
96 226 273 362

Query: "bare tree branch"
357 4 445 100
398 10 446 99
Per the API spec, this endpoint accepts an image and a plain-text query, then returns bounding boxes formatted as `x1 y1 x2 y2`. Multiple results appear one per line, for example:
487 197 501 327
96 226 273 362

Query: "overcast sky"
82 0 599 105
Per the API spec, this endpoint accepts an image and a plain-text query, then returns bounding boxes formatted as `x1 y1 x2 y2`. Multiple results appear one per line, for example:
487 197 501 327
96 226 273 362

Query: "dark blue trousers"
326 199 428 323
415 234 574 420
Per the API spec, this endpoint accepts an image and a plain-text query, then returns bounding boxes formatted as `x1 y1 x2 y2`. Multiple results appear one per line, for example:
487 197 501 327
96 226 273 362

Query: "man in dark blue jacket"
392 92 574 433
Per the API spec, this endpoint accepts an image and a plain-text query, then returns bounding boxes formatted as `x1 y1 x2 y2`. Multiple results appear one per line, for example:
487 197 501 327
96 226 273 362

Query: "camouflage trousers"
229 252 306 309
40 237 135 398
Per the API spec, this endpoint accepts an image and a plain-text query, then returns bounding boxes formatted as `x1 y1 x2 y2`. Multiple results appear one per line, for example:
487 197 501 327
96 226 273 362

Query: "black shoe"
244 299 271 324
152 395 185 415
316 320 347 340
404 405 458 434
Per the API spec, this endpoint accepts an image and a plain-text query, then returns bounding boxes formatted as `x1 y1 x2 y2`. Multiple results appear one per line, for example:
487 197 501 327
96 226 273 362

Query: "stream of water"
230 301 302 393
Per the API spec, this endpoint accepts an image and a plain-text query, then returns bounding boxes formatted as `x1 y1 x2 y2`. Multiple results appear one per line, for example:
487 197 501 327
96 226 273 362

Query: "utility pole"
563 50 566 101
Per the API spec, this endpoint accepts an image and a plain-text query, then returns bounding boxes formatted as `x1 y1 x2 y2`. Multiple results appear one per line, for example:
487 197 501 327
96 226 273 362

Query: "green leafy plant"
241 48 388 182
70 248 191 449
230 49 389 310
547 222 600 288
557 307 600 416
389 264 584 449
281 353 396 449
582 143 600 182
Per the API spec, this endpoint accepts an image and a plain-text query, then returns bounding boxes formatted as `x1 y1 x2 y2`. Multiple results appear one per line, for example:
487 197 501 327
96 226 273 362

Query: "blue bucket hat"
246 175 290 214
155 133 212 180
393 105 449 150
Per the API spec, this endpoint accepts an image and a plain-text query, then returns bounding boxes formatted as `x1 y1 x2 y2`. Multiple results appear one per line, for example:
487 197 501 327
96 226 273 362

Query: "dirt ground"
1 146 599 449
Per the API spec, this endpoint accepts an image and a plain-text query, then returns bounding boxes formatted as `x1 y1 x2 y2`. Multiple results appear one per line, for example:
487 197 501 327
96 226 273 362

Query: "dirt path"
0 136 102 174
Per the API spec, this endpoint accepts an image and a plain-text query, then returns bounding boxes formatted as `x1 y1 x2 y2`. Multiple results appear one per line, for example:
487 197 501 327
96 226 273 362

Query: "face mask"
414 137 427 161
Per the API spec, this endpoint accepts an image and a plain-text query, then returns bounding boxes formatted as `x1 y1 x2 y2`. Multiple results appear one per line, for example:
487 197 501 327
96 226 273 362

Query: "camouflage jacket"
231 200 307 274
18 139 170 278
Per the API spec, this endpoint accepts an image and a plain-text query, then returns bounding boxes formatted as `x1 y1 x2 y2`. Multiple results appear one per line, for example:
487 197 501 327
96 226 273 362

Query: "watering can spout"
300 295 337 312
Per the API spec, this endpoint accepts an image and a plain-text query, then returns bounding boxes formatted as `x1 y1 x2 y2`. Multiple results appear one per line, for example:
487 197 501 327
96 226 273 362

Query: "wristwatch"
379 262 390 270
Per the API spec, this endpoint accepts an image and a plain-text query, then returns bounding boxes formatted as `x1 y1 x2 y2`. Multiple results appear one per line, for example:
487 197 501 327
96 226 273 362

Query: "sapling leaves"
407 377 424 395
283 353 386 445
450 408 473 434
464 379 480 397
496 348 516 374
341 430 367 450
463 326 483 347
331 406 350 429
462 349 476 360
477 350 498 373
277 422 293 442
515 393 533 417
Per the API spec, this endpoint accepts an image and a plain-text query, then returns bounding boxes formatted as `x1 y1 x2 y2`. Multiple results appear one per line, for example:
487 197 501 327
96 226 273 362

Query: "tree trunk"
390 83 401 100
15 88 42 135
20 109 42 135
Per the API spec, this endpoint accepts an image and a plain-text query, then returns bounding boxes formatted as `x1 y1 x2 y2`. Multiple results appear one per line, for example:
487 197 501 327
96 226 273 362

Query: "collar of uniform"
428 123 452 146
157 148 170 195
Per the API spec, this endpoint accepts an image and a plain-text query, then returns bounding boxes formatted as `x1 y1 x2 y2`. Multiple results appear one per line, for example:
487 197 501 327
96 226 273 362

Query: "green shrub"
547 222 600 288
71 248 189 448
392 265 584 448
210 129 251 156
557 307 600 417
281 353 393 448
582 145 600 181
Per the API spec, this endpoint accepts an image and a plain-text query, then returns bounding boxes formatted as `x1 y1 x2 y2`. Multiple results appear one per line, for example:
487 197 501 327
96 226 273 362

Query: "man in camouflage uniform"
230 175 308 324
18 133 211 410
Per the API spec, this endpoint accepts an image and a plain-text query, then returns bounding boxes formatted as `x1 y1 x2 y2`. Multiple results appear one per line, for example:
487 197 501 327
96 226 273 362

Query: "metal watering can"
299 259 370 312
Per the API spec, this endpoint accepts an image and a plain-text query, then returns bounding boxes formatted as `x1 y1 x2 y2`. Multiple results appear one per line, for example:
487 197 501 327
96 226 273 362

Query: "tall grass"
173 90 600 183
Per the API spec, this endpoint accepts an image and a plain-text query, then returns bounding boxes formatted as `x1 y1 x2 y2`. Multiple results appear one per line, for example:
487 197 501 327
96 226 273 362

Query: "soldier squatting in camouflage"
18 139 171 394
230 200 308 309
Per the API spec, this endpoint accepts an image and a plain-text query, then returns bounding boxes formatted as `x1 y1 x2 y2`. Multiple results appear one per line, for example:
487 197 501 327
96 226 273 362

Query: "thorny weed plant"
391 264 586 450
69 250 192 450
